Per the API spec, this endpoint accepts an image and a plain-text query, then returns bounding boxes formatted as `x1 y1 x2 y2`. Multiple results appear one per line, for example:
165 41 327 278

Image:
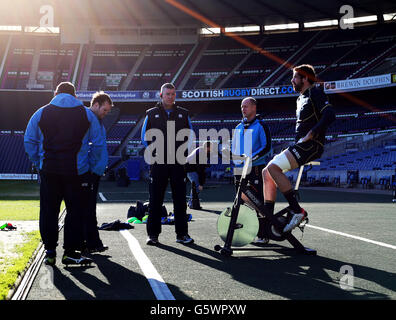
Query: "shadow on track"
157 242 395 300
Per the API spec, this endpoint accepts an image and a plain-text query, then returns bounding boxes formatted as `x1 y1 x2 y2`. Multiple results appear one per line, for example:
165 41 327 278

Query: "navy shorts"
288 140 323 167
234 165 265 203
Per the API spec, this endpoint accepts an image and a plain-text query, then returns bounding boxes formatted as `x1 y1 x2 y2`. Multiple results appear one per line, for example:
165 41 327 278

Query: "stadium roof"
0 0 395 28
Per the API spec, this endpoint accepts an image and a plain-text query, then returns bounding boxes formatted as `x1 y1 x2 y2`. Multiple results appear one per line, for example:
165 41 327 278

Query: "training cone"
127 217 138 223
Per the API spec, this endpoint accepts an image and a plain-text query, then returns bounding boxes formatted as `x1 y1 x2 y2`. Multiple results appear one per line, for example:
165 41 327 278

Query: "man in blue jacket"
83 91 113 254
24 82 105 266
232 97 272 243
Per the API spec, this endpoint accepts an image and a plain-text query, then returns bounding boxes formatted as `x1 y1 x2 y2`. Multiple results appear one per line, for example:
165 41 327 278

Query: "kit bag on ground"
128 201 168 220
127 200 146 220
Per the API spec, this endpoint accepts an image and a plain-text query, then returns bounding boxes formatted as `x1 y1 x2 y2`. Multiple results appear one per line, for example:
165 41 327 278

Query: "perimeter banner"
76 74 394 102
323 74 391 92
76 84 296 102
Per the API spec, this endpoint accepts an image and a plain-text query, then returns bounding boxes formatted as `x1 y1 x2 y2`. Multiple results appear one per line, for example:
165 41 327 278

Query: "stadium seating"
0 113 141 175
2 108 394 176
0 36 34 89
312 146 396 172
1 23 396 186
0 35 79 90
1 23 395 91
128 44 193 90
88 44 146 91
106 114 141 155
84 43 193 91
0 132 31 174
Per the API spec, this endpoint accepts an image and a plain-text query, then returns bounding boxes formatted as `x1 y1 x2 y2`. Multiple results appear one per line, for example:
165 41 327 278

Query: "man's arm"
24 108 44 169
252 121 272 163
87 110 107 174
187 115 195 152
186 146 200 164
141 115 149 147
302 89 336 142
311 107 336 137
197 164 206 187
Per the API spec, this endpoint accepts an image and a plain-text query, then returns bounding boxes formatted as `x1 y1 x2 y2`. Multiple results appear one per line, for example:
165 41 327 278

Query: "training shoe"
44 250 56 266
252 237 270 245
86 245 109 254
146 236 160 246
176 235 194 244
188 203 202 210
283 209 308 233
62 251 93 266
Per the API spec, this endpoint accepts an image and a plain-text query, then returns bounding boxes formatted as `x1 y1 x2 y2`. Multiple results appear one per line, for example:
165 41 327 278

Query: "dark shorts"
234 165 265 203
288 140 324 167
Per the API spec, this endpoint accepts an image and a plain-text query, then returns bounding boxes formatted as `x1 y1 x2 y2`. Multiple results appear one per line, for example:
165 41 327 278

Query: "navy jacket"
24 93 105 175
141 102 193 164
295 86 335 144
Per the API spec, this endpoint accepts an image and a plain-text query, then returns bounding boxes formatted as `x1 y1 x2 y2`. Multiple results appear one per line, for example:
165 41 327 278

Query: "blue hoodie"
24 93 105 176
87 108 108 176
232 115 272 167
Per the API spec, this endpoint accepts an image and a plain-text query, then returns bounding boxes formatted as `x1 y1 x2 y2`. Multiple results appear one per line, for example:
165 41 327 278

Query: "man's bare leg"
262 149 307 232
266 150 299 193
262 168 277 201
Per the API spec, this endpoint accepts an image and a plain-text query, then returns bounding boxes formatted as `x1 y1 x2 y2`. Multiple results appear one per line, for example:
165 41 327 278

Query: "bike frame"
215 157 318 256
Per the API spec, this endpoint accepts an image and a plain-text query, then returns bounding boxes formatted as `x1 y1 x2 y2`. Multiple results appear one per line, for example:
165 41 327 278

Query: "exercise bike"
214 155 318 257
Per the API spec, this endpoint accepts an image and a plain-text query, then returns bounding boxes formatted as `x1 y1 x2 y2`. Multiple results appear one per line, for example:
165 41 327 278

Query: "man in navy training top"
141 83 194 246
262 64 335 233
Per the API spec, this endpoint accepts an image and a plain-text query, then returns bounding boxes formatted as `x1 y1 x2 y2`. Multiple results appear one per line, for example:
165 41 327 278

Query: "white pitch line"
306 224 396 250
98 192 107 202
120 230 175 300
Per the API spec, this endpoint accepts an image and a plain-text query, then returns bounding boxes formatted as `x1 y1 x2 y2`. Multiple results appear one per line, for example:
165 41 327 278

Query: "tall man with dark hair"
83 91 113 254
24 82 105 266
262 64 335 233
141 83 194 245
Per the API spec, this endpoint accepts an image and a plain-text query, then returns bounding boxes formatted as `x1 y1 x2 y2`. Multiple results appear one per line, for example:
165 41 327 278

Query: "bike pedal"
298 218 308 240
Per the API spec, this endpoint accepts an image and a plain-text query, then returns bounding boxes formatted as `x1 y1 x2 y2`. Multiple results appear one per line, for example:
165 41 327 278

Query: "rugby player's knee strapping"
267 152 292 173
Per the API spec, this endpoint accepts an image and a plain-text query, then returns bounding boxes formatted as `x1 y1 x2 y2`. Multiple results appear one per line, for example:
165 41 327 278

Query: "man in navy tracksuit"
232 97 272 243
141 83 194 246
24 82 105 266
263 64 335 233
83 91 113 253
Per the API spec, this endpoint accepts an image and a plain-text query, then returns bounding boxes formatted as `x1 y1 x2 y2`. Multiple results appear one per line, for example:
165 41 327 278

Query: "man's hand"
298 130 315 143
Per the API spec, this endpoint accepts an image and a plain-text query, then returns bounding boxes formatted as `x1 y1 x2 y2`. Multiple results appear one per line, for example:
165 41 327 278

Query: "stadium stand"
87 44 146 91
127 44 194 90
1 108 394 182
0 35 79 90
0 131 31 174
0 16 395 188
106 114 141 156
2 23 395 91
